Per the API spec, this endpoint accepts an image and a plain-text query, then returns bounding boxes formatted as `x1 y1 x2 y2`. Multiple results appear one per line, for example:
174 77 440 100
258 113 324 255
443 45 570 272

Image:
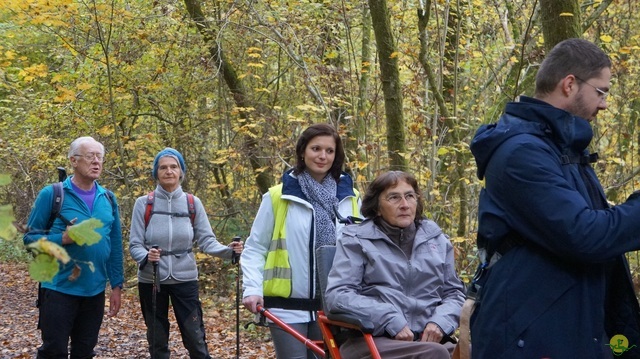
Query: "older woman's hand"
421 322 444 343
229 240 244 254
148 247 161 262
394 326 414 341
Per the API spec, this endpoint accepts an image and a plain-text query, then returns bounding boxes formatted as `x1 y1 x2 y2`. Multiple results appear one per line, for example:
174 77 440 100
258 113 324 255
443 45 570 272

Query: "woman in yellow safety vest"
240 123 361 359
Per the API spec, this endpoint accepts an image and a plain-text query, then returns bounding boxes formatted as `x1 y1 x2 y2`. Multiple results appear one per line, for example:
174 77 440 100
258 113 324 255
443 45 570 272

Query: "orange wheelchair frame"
251 245 382 358
256 304 381 359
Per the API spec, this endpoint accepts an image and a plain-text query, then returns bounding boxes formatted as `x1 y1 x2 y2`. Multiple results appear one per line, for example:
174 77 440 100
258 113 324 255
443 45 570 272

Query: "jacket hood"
470 96 593 179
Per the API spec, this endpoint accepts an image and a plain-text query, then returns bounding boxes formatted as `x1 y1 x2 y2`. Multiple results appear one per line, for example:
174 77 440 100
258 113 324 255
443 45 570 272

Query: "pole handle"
231 236 241 264
151 245 159 268
57 167 67 182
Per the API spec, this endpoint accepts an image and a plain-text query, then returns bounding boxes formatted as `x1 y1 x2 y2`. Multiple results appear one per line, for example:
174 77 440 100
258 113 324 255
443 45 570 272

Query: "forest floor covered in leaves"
0 262 274 358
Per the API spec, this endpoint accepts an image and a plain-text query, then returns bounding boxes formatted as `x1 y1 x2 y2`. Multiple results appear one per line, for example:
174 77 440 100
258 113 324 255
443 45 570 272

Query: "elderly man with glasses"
24 136 124 359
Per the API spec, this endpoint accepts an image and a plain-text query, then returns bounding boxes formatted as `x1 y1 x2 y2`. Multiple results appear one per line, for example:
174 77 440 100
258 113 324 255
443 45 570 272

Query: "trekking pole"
151 245 160 359
232 236 241 359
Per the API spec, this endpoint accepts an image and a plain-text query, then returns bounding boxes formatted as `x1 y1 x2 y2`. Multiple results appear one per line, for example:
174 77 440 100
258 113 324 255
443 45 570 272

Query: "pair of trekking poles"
150 236 243 359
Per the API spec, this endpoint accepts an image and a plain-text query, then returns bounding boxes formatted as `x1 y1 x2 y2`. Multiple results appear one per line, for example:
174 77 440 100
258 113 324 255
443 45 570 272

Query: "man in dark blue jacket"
470 38 640 358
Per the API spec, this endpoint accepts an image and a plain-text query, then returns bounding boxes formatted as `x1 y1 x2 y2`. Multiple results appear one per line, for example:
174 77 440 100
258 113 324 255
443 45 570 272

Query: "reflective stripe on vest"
263 184 360 298
264 184 291 297
351 188 360 218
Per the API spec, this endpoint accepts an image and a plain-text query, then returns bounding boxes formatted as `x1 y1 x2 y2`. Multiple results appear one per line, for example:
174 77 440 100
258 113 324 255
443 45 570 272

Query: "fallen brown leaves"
0 262 274 358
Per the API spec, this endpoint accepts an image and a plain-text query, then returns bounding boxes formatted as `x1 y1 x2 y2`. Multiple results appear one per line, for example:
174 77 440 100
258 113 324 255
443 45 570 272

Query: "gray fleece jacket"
129 185 233 283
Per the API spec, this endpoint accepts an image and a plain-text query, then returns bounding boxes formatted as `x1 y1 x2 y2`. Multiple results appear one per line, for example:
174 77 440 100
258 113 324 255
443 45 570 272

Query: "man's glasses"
574 75 609 99
384 192 419 205
74 153 104 162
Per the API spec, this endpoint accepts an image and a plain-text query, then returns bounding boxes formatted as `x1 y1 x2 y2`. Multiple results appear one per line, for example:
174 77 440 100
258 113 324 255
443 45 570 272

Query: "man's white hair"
68 136 105 158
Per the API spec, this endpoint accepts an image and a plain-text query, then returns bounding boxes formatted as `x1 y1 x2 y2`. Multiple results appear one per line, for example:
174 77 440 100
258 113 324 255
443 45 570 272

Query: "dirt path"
0 262 273 359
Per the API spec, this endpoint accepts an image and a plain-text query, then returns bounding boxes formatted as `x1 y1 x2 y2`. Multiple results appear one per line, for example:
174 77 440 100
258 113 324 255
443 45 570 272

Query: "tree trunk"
346 3 373 180
416 2 470 236
539 0 582 50
369 0 407 171
183 0 271 195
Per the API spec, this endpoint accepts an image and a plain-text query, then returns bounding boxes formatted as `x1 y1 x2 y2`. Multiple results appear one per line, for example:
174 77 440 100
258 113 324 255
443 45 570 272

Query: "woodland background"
2 0 640 350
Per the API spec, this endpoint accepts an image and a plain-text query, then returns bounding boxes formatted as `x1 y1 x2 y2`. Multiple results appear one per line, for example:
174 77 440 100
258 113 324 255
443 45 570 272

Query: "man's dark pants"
37 288 105 359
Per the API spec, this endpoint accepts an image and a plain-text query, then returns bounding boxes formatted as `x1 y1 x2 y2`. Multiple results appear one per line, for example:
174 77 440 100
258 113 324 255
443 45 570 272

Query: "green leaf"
68 218 104 246
0 204 17 240
29 254 59 283
26 238 70 264
0 174 11 186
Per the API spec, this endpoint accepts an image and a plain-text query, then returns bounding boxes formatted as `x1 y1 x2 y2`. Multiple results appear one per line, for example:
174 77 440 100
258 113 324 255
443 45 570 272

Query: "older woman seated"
324 171 465 359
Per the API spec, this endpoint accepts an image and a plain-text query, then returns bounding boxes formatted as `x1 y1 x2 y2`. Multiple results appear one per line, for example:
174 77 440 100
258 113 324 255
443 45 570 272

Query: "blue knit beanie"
152 147 186 180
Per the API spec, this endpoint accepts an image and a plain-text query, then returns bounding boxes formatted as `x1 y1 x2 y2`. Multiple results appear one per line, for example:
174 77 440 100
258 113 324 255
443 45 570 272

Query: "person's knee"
270 324 309 358
424 343 450 359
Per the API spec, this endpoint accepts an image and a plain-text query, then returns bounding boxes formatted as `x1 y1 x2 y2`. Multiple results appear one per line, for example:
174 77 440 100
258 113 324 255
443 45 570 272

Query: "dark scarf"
376 217 417 258
298 171 339 247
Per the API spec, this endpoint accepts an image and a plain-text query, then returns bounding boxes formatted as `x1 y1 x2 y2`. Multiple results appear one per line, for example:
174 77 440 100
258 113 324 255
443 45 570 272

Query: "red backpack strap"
144 191 155 229
186 193 195 226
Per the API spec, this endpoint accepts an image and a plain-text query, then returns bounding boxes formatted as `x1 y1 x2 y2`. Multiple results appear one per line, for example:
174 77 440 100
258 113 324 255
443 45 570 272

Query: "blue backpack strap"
47 182 73 230
106 190 117 220
47 182 63 230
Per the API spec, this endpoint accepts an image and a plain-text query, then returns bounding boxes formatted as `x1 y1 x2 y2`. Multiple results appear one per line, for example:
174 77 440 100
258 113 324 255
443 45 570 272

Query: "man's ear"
560 74 578 97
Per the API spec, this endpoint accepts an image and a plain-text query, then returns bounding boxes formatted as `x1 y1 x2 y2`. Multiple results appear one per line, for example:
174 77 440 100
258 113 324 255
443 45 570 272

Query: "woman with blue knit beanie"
129 147 244 358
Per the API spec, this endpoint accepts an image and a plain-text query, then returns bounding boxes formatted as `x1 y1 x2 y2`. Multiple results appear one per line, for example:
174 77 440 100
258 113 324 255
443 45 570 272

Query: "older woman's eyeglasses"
74 153 104 162
384 192 419 205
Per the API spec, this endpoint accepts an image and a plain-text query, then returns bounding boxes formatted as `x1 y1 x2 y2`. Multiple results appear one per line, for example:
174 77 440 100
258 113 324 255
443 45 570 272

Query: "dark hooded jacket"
469 96 640 359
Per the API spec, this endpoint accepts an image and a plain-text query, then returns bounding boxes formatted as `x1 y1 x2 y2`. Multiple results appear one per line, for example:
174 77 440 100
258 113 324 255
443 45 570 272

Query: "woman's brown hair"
360 171 424 222
293 123 345 181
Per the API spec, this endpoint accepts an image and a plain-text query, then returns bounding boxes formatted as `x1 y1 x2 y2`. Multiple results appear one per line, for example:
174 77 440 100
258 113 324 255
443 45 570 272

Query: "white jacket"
241 170 360 323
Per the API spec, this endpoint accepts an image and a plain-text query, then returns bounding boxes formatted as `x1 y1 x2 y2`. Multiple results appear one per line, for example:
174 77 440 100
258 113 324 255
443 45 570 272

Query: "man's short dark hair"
535 38 611 96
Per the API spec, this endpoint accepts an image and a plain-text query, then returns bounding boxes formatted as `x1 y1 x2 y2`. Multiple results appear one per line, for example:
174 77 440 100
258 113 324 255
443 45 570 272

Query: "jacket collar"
346 218 440 245
504 96 593 153
281 169 356 202
471 96 594 180
63 177 106 195
154 184 184 199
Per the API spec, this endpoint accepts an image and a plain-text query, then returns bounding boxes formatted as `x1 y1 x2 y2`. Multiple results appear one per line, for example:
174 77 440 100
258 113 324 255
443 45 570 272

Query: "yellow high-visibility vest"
263 184 359 297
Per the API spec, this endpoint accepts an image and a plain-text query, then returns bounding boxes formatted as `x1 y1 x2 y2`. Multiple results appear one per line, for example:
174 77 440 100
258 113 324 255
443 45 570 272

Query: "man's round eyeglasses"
574 75 609 99
74 153 104 162
384 192 419 205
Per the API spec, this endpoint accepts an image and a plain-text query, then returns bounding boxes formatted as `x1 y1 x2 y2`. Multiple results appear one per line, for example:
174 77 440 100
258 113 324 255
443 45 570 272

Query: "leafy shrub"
0 238 30 263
